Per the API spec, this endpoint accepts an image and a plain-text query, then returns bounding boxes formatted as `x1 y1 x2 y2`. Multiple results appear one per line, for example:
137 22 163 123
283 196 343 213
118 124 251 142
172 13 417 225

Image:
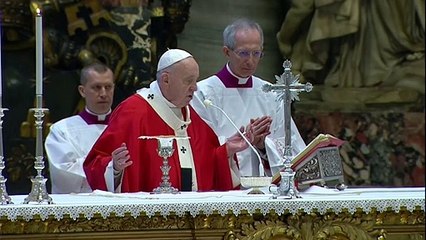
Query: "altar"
0 187 424 240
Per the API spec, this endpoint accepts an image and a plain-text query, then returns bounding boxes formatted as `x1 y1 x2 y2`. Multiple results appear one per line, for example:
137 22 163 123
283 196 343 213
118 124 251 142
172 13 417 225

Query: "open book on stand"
271 134 346 188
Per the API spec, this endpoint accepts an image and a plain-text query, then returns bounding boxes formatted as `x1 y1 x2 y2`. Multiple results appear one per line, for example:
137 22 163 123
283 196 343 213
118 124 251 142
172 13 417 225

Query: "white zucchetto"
157 49 193 72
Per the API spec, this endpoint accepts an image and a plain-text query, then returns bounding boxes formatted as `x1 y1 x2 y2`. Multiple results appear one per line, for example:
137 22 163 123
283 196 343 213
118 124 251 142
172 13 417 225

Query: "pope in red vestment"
84 49 243 193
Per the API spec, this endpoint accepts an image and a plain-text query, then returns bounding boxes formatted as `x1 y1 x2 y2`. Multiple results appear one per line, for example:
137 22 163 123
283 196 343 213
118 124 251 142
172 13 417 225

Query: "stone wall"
177 0 288 81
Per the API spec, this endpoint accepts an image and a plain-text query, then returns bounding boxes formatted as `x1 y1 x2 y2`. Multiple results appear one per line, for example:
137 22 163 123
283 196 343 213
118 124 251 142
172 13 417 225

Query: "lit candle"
35 8 43 96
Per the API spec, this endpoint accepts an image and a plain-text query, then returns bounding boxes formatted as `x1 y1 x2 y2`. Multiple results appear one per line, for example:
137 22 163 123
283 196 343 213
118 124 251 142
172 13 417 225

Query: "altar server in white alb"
191 18 306 176
45 62 115 193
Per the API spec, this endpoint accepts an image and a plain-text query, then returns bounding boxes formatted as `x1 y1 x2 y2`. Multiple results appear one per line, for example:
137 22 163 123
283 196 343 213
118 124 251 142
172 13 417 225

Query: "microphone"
203 99 263 166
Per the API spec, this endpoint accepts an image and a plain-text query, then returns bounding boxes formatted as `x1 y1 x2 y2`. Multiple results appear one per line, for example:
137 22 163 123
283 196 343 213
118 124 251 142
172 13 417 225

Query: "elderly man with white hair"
84 49 256 193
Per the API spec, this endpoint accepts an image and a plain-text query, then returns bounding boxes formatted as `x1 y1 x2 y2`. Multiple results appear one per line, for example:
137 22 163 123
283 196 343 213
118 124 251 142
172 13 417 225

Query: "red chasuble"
84 94 235 192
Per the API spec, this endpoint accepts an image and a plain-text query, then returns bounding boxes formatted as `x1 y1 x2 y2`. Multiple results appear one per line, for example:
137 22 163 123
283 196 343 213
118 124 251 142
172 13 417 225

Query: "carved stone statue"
277 0 425 105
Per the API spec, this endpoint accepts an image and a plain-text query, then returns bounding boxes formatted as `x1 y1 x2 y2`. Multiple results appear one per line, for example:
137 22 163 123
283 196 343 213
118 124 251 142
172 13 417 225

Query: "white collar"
85 107 111 121
226 63 250 85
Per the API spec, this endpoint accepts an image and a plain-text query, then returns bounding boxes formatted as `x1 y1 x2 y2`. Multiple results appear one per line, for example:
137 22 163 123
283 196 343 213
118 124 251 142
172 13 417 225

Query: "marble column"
177 0 287 81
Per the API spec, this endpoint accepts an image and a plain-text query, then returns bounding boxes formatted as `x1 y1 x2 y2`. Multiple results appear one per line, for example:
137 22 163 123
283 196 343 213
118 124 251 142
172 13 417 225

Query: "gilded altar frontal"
0 0 424 239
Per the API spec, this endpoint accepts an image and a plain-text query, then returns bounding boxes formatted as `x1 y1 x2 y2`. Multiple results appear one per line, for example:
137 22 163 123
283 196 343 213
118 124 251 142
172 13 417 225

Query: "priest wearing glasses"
191 18 306 177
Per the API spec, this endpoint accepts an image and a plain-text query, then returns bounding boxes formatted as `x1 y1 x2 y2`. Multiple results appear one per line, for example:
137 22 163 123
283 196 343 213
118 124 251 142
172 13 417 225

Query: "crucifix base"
271 170 301 199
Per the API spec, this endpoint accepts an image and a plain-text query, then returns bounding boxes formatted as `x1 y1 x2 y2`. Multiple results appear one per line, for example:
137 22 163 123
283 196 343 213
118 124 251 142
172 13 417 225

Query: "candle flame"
36 8 41 15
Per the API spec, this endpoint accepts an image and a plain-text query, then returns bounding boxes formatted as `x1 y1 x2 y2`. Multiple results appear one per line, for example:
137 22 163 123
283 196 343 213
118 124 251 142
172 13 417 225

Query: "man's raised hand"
112 143 133 172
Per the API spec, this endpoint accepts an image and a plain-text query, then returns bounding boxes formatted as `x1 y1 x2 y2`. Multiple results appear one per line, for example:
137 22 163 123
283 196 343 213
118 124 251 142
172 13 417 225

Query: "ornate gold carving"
84 31 128 82
225 230 238 240
64 1 111 35
376 208 424 225
152 6 165 17
237 211 384 240
0 213 193 235
0 0 34 50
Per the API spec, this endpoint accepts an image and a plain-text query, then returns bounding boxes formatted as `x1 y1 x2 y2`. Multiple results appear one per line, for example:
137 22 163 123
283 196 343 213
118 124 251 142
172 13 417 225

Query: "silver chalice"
139 135 190 194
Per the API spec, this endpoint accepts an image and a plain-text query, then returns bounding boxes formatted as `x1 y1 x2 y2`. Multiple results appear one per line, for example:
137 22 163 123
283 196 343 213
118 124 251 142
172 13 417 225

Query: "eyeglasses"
232 49 264 59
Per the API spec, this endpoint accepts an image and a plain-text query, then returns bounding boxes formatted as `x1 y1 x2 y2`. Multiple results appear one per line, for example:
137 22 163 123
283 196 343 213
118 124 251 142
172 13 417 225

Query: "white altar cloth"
1 187 424 221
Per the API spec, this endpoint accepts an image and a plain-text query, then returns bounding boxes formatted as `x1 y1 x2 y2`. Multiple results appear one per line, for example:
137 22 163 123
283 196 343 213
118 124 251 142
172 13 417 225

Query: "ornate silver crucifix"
262 59 313 198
